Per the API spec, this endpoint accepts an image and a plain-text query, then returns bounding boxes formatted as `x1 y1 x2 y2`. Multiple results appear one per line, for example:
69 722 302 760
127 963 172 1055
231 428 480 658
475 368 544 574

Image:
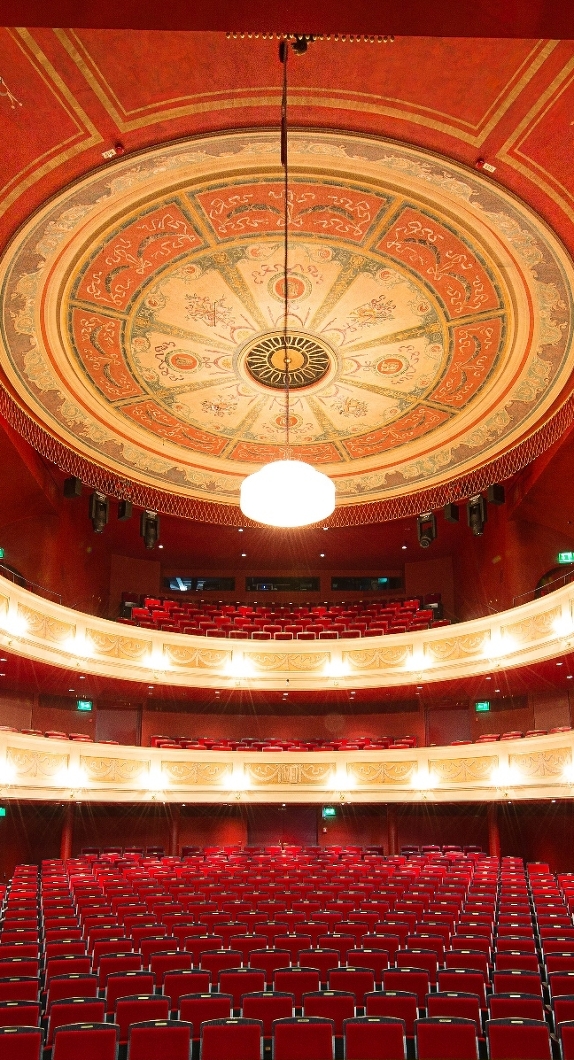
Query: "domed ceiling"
1 128 573 521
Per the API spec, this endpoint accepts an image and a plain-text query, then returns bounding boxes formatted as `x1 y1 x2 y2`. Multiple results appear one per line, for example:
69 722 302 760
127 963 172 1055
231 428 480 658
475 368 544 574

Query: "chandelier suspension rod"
280 40 290 453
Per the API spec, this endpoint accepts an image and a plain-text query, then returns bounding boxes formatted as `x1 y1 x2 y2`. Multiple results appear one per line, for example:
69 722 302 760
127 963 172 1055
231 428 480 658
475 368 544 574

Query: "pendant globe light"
239 40 336 529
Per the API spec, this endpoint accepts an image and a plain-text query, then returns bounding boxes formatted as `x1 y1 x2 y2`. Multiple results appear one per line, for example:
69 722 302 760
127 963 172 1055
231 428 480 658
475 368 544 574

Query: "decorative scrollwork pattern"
348 761 416 784
80 756 148 783
509 748 571 777
429 756 498 783
164 645 231 668
344 646 410 669
161 761 228 785
20 605 74 643
503 607 561 643
7 748 68 777
246 763 333 785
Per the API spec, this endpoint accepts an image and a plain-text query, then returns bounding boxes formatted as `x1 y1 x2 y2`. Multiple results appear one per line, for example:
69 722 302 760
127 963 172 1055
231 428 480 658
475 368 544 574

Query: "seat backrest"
52 1022 119 1060
219 969 266 1009
487 1018 552 1060
559 1021 574 1060
115 995 171 1045
0 1000 40 1029
0 1025 44 1060
127 1019 193 1060
47 997 106 1047
200 1017 263 1060
241 992 294 1036
327 967 375 1006
426 992 481 1030
365 992 418 1037
489 993 545 1022
302 991 355 1035
416 1017 478 1060
178 994 232 1039
105 971 155 1014
344 1016 406 1060
0 978 39 1004
273 1016 334 1060
46 974 99 1009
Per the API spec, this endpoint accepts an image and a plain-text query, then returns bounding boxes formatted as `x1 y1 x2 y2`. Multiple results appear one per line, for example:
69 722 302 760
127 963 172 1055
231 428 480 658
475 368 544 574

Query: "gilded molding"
344 646 410 669
164 645 231 668
246 763 333 785
509 747 571 777
424 632 489 661
162 761 228 785
20 604 74 643
7 748 68 777
429 755 498 783
87 630 149 659
80 755 148 783
503 607 561 643
348 761 417 784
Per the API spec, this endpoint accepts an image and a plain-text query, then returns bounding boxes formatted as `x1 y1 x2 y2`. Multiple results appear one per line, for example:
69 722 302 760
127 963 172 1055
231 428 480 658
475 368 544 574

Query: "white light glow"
65 632 92 658
332 765 354 789
324 659 349 679
226 655 254 679
407 649 430 672
487 631 516 658
55 763 87 788
147 765 168 791
240 460 335 528
0 760 16 784
491 763 520 787
553 614 574 638
2 611 28 637
229 763 249 791
149 646 169 671
563 762 574 784
412 767 436 790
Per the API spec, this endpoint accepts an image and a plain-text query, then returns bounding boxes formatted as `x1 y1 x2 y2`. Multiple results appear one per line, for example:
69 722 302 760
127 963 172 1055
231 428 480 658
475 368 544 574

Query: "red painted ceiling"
1 27 574 707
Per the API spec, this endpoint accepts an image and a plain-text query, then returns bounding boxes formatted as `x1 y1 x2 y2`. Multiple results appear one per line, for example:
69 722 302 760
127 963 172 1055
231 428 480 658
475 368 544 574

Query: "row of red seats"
1 851 572 1060
121 596 450 639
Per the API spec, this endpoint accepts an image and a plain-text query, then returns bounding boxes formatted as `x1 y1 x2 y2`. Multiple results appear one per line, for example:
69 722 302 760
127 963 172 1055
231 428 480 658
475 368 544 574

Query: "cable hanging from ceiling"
239 38 336 528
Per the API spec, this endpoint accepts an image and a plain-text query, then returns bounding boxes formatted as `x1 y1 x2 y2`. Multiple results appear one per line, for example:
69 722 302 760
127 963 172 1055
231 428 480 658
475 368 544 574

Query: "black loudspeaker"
487 483 505 505
89 491 109 533
467 494 487 536
443 503 460 523
118 500 133 521
63 476 82 497
140 510 160 549
417 511 437 549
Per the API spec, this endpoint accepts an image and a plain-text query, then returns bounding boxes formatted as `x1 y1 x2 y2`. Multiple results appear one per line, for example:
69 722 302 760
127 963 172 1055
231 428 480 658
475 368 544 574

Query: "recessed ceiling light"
238 528 244 532
148 686 154 690
320 553 325 558
485 676 492 681
241 553 247 557
568 675 573 680
0 658 6 662
557 662 563 666
401 542 407 550
495 688 500 692
158 544 164 549
79 675 85 680
323 526 329 531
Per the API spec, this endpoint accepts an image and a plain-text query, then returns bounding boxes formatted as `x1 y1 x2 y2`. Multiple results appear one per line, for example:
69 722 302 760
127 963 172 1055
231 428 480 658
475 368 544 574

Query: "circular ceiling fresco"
1 130 573 521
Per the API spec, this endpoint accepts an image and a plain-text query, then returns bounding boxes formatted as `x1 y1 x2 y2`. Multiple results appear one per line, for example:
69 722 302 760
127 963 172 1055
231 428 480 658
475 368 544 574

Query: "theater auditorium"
2 2 574 1057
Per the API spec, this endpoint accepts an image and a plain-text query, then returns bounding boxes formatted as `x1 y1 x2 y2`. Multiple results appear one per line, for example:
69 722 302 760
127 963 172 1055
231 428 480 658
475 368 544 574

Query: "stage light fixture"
89 491 109 533
63 476 82 498
467 494 487 536
444 502 459 523
417 511 437 548
118 500 132 521
140 509 160 549
487 483 506 505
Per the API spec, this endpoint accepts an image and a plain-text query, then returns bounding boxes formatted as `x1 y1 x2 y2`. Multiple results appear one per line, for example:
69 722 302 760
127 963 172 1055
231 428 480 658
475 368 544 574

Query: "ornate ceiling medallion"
244 331 332 390
0 130 573 521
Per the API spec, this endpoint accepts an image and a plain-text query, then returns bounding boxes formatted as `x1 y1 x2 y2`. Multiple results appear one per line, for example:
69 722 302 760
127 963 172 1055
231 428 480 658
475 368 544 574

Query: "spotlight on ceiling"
467 494 487 536
89 491 109 533
118 500 132 521
487 483 506 505
417 511 437 549
140 510 160 550
443 502 459 523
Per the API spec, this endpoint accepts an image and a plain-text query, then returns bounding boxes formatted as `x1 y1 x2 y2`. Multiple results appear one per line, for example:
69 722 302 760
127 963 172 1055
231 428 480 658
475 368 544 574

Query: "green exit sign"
0 549 5 559
475 700 491 713
559 552 574 564
0 807 6 817
76 699 93 712
322 806 337 819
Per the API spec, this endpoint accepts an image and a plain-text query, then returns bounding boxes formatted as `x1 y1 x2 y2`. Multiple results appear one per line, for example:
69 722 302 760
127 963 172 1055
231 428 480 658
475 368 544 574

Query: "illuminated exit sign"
475 701 491 713
558 552 574 564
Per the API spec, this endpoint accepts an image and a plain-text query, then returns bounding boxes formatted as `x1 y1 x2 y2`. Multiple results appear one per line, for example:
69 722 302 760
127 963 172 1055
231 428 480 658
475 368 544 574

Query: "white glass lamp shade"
240 459 336 528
